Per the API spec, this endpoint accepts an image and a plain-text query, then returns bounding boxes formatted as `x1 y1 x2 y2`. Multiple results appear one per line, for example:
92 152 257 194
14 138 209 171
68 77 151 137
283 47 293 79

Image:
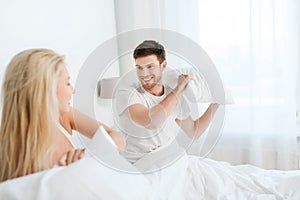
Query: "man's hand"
58 148 85 166
175 74 192 93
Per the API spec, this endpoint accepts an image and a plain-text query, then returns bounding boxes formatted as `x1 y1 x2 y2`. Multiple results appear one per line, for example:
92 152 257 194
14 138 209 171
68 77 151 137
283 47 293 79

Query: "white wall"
0 0 119 124
0 0 117 90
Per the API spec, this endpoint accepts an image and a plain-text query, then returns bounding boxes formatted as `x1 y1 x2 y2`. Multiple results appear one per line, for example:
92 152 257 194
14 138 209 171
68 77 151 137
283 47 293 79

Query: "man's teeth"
143 77 152 82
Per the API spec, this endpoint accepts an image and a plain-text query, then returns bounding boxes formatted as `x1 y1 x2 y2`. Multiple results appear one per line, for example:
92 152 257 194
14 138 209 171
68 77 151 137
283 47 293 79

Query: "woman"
0 49 125 182
57 61 125 151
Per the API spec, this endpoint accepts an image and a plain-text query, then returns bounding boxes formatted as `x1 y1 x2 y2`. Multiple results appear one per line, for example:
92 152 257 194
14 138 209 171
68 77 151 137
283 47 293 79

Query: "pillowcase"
163 67 234 104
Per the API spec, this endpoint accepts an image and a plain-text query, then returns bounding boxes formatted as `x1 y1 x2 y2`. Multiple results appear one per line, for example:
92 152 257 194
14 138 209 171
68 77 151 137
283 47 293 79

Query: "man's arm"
124 74 191 129
175 103 219 139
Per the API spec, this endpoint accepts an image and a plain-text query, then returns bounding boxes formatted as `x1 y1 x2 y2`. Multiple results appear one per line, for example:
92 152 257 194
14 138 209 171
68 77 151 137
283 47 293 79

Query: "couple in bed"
1 41 300 199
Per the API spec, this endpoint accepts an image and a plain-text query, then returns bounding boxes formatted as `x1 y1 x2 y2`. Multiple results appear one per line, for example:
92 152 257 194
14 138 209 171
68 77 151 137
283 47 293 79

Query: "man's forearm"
193 103 219 138
147 87 184 129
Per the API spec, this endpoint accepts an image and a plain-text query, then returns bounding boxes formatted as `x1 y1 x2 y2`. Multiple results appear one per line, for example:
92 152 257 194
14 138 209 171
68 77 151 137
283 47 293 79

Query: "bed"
0 128 152 200
1 129 300 199
1 71 300 200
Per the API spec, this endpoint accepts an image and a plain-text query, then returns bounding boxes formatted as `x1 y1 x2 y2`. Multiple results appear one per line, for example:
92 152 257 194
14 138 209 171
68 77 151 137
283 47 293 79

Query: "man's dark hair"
133 40 166 63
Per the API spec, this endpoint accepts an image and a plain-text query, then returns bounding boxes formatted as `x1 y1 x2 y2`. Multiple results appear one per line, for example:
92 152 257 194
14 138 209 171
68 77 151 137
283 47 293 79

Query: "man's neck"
144 84 164 96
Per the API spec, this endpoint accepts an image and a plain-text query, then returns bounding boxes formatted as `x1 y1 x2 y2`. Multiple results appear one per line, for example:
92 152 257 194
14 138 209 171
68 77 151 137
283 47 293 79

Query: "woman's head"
2 49 65 115
0 49 66 182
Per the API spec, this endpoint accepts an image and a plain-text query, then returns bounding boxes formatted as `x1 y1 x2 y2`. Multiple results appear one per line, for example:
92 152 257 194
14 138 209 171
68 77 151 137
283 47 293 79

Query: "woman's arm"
63 107 126 149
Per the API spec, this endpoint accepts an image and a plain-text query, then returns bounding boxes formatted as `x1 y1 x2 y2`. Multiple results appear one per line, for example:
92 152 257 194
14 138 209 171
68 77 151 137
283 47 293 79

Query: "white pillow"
163 67 234 104
98 68 234 104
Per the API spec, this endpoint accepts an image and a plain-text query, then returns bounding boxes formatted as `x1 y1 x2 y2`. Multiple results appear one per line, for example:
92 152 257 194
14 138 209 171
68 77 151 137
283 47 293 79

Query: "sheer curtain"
196 0 299 170
113 0 299 169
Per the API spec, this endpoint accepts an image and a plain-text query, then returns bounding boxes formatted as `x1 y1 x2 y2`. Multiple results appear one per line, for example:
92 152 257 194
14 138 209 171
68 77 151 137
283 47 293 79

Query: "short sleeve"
114 87 145 116
176 96 191 120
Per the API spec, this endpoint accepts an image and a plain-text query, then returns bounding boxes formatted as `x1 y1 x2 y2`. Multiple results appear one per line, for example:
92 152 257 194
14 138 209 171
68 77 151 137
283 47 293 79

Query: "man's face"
135 54 166 93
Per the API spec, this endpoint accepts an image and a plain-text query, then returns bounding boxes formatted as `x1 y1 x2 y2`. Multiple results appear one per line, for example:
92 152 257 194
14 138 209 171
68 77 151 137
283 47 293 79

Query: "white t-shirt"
115 84 190 163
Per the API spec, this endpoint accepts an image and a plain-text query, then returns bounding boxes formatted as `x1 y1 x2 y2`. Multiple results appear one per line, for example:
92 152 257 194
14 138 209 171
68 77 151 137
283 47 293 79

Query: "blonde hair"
0 49 64 182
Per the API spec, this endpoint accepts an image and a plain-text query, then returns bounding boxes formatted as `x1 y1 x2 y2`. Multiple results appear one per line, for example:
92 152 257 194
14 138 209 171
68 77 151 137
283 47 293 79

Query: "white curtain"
196 0 299 170
113 0 299 169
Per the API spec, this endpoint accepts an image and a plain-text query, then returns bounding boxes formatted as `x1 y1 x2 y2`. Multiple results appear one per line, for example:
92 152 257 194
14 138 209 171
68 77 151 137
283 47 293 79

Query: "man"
115 40 219 164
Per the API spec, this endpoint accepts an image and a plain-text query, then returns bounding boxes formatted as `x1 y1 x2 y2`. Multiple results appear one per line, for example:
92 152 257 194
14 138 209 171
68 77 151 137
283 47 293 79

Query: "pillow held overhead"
163 67 234 104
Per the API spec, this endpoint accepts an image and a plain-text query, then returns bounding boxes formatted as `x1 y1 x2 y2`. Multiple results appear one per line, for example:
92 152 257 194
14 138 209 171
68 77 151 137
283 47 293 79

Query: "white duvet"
0 127 152 200
132 142 300 200
1 129 300 200
140 155 300 200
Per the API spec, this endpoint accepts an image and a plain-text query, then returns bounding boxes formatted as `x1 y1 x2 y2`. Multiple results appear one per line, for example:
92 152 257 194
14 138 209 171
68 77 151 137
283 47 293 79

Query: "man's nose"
140 68 150 76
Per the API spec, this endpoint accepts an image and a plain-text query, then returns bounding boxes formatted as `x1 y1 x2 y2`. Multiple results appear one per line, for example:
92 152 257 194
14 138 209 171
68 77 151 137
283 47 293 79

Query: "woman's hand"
58 148 85 166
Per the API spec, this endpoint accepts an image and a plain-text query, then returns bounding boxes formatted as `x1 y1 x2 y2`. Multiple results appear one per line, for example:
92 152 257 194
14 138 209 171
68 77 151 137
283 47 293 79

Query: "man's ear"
161 60 167 70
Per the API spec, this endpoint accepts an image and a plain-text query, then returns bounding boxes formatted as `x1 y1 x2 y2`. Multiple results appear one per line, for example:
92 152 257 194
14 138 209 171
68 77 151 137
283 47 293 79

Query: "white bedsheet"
134 143 300 200
184 156 300 199
0 127 153 200
0 157 154 200
189 159 298 199
1 129 300 200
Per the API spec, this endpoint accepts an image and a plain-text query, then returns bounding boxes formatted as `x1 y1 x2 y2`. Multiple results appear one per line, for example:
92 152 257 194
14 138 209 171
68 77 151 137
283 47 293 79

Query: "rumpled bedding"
1 130 300 200
134 143 300 200
0 127 152 200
